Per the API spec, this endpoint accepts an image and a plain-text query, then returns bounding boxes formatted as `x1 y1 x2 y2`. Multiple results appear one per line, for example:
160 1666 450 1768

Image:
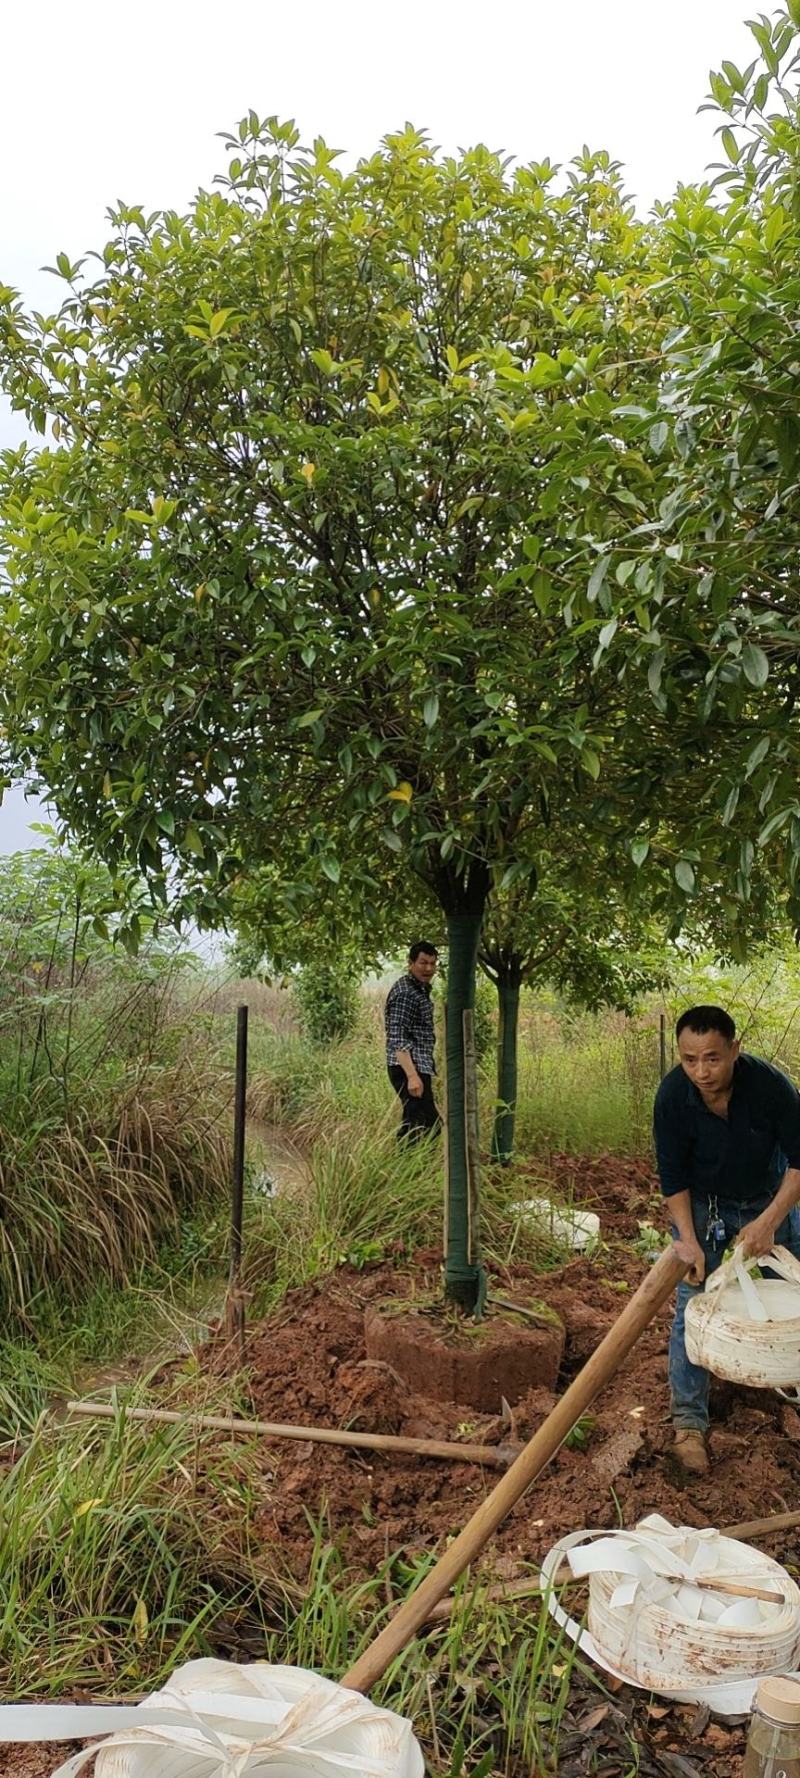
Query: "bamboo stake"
342 1245 688 1694
425 1497 800 1629
462 1009 480 1270
425 1570 785 1622
442 1003 449 1260
722 1508 800 1542
64 1399 512 1469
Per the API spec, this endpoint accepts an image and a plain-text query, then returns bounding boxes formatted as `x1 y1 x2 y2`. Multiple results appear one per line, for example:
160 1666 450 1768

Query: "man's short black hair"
675 1005 736 1044
408 941 438 961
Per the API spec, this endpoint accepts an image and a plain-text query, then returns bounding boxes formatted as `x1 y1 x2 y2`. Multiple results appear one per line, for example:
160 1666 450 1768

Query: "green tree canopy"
2 95 795 1301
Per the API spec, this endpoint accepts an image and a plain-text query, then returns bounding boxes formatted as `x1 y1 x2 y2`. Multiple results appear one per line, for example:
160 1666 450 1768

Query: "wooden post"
342 1244 688 1695
659 1012 667 1080
224 1003 249 1353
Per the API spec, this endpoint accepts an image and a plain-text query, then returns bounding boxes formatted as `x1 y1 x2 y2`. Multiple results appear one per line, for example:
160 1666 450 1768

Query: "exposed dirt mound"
223 1154 800 1586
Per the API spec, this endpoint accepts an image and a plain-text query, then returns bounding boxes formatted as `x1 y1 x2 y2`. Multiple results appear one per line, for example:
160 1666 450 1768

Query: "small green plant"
633 1220 668 1259
341 1238 386 1270
564 1411 596 1452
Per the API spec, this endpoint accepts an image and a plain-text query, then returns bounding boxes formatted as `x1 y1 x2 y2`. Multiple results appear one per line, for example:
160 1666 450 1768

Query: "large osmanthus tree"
0 114 768 1306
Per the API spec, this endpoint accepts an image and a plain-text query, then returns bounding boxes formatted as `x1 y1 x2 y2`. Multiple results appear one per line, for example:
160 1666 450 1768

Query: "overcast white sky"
0 0 758 851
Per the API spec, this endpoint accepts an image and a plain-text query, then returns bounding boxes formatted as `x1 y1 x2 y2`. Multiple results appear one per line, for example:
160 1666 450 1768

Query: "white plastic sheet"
511 1197 600 1251
541 1516 800 1716
0 1659 425 1778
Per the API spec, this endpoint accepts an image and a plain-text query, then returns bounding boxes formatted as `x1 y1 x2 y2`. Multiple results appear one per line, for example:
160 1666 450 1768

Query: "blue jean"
669 1196 800 1430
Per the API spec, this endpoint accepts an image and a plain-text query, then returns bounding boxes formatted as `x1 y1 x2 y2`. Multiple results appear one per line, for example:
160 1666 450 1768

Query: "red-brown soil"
6 1153 799 1777
0 1750 81 1778
232 1154 800 1583
363 1296 565 1408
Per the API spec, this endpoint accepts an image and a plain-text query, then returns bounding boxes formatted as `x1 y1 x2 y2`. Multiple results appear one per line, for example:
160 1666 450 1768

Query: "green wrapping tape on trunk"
444 1258 489 1319
444 908 484 1310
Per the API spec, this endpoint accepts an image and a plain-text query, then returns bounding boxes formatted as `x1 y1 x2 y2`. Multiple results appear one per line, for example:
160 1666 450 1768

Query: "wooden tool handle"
64 1400 509 1468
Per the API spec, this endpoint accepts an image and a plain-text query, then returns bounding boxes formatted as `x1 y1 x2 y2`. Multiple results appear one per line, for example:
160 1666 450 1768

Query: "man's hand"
737 1211 777 1260
407 1072 424 1099
674 1236 706 1285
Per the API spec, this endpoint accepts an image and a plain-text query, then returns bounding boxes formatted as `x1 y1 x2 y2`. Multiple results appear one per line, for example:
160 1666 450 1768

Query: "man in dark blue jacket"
654 1004 800 1475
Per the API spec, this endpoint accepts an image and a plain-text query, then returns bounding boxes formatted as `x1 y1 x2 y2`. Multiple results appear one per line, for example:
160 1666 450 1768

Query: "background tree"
479 874 667 1163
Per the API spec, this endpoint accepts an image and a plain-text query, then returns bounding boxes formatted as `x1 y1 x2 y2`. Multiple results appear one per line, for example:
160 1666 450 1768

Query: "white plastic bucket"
685 1244 800 1392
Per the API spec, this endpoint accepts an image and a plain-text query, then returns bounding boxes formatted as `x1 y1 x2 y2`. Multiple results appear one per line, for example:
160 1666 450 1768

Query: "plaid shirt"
385 973 436 1075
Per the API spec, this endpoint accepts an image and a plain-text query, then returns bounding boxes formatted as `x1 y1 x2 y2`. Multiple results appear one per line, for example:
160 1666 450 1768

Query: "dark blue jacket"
654 1052 800 1203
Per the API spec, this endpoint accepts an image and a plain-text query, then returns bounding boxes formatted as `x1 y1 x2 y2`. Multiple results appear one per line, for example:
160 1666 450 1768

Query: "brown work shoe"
673 1428 709 1475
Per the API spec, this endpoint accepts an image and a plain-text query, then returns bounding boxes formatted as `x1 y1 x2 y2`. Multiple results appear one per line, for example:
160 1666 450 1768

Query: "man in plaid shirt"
385 942 441 1142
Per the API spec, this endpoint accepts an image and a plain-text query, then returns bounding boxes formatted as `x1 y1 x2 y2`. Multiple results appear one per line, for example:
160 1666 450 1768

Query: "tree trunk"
444 906 486 1312
491 972 521 1166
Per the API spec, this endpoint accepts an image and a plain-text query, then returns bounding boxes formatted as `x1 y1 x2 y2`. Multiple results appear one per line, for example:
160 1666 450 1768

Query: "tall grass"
0 848 235 1322
247 1001 659 1163
265 1525 588 1777
513 1002 659 1155
0 1396 279 1696
0 1403 590 1773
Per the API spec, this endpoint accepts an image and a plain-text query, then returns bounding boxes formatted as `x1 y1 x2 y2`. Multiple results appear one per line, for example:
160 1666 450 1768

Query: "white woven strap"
539 1525 800 1716
703 1243 800 1321
0 1683 416 1777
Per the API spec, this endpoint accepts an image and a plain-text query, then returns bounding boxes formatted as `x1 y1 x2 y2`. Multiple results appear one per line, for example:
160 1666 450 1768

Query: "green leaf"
597 618 618 651
742 642 769 688
321 856 341 882
764 207 788 252
649 421 669 454
296 708 325 728
183 823 204 856
721 785 740 826
423 693 440 728
744 736 770 778
758 807 791 846
720 126 740 164
587 556 609 602
310 348 336 375
675 859 696 894
648 648 666 697
631 838 650 867
581 747 601 779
